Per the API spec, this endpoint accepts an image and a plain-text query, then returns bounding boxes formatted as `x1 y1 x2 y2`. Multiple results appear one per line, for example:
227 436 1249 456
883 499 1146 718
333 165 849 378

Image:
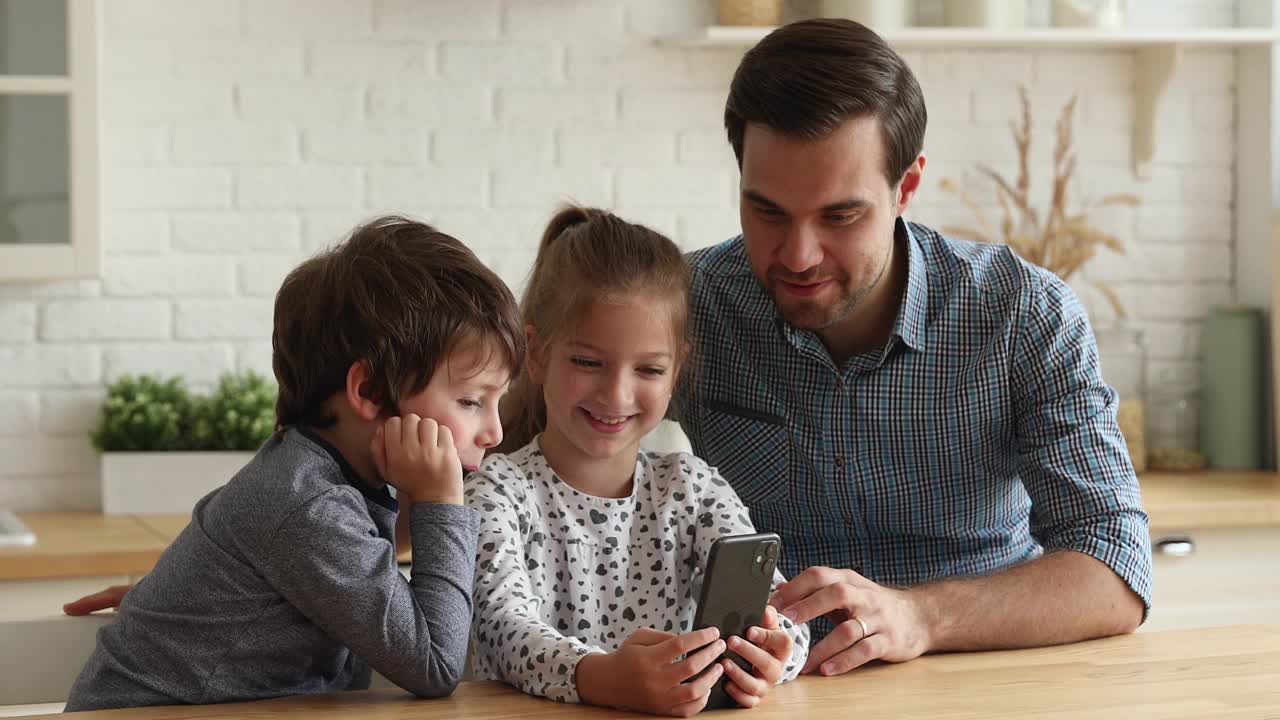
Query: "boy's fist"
372 414 463 505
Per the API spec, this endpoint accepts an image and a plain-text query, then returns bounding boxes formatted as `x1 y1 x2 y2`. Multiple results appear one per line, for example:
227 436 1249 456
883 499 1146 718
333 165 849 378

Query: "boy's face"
535 295 678 463
397 344 510 472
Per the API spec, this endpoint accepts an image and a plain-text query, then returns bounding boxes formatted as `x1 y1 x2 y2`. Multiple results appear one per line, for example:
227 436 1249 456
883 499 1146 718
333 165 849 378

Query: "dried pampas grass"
939 86 1138 318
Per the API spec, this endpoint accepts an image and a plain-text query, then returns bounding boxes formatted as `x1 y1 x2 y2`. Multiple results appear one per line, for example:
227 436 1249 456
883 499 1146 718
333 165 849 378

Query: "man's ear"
895 152 926 216
344 360 382 421
525 325 547 385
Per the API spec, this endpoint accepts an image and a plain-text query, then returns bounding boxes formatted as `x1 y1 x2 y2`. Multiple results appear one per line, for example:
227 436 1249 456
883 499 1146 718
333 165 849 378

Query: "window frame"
0 0 100 281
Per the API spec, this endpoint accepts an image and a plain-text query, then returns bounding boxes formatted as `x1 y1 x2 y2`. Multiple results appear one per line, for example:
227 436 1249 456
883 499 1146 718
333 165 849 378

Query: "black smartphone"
690 532 781 710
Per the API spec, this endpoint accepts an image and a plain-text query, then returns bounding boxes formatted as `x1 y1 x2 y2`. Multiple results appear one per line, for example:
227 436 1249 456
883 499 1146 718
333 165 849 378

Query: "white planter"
100 452 255 515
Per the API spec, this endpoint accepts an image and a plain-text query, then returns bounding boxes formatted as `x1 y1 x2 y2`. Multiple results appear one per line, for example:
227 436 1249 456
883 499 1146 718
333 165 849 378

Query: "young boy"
64 216 524 711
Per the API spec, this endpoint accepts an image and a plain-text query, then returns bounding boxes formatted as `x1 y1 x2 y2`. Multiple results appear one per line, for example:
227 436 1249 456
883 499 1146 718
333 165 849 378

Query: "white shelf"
660 26 1280 49
660 26 1280 178
0 76 73 94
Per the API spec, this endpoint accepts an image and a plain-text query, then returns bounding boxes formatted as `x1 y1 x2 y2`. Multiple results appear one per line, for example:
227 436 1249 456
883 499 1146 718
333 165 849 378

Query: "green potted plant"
94 371 277 514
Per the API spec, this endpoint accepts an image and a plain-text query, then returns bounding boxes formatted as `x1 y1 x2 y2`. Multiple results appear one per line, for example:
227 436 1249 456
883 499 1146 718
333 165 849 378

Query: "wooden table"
49 624 1280 719
1140 471 1280 530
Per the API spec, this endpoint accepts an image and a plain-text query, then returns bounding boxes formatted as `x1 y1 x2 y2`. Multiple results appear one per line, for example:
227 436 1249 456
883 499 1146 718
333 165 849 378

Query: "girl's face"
533 294 680 465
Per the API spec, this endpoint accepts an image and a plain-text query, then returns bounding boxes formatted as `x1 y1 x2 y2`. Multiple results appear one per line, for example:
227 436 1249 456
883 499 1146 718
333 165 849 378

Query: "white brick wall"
0 0 1242 509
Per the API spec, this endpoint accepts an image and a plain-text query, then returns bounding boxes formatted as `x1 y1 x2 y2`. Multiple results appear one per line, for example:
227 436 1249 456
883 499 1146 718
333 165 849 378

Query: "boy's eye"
826 214 855 224
639 366 667 377
570 357 602 369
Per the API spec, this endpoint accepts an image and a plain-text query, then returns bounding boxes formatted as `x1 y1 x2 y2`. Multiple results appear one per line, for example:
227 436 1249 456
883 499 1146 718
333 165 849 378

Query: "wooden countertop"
2 471 1275 582
0 513 186 581
54 624 1280 718
1140 471 1280 530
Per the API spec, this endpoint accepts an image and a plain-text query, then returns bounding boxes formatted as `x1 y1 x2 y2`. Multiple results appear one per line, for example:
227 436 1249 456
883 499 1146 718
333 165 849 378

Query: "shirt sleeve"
259 491 478 697
1011 270 1153 616
685 455 810 682
467 462 601 704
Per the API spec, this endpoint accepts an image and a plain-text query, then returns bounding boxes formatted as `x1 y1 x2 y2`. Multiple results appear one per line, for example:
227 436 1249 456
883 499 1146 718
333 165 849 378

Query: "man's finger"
801 617 869 674
657 626 721 663
778 581 863 626
813 633 885 676
768 566 848 611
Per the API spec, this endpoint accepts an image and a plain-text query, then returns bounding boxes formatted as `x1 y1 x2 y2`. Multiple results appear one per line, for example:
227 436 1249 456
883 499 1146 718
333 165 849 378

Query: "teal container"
1199 305 1266 470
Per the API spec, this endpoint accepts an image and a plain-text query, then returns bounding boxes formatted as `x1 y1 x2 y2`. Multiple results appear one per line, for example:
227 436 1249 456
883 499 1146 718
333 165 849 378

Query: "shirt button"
844 514 855 526
834 456 844 468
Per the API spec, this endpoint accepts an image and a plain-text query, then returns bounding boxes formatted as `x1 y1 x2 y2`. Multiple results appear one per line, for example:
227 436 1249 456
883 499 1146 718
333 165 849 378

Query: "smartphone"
690 532 781 710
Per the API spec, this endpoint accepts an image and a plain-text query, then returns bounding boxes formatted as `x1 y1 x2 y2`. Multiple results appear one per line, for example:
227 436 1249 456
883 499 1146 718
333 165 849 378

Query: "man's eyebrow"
742 189 872 214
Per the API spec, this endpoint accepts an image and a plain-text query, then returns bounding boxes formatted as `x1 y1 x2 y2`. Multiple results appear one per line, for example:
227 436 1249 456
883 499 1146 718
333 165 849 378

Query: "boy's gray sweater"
64 427 479 711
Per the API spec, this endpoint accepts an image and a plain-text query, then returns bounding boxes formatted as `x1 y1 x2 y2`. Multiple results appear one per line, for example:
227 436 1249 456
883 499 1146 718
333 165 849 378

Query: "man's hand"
63 584 131 615
371 414 463 505
577 626 726 717
720 605 792 708
769 566 930 676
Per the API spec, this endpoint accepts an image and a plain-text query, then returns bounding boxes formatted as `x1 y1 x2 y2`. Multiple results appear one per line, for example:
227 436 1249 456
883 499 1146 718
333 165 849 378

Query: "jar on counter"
1147 387 1206 472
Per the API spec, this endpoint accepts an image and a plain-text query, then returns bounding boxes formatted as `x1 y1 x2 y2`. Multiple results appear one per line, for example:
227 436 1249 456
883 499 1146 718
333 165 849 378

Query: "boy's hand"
372 414 463 505
577 626 725 717
721 605 792 708
63 584 132 615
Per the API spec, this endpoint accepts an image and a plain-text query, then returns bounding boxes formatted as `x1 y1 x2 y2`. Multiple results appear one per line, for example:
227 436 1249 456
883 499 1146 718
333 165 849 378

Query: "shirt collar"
894 218 929 353
772 218 930 365
296 426 398 512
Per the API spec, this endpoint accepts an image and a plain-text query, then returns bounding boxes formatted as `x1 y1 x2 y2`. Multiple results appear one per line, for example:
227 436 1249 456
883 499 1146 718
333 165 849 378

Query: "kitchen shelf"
659 26 1280 178
658 26 1280 49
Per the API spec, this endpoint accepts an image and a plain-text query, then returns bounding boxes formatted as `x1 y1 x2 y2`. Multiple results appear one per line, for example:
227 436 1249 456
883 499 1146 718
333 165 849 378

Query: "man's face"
739 116 917 331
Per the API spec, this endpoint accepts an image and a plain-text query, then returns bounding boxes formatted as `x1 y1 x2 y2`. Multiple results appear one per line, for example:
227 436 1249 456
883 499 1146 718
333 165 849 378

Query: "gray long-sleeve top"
65 427 478 712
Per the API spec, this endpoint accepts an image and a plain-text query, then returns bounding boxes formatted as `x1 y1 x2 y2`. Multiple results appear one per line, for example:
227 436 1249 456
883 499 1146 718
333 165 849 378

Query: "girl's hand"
372 414 463 505
577 626 726 717
721 605 793 708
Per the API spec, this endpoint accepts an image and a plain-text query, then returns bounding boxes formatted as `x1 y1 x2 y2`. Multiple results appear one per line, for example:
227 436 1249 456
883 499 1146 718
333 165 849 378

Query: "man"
68 16 1150 682
674 18 1150 677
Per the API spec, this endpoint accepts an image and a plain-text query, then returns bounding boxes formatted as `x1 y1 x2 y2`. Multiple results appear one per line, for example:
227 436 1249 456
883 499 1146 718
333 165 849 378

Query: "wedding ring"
852 615 869 643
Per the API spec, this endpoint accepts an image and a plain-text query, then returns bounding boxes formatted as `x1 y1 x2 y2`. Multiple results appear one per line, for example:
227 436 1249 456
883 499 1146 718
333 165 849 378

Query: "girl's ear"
344 360 382 421
525 325 548 385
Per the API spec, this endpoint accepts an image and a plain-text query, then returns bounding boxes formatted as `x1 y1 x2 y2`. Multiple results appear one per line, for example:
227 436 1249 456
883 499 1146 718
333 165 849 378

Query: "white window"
0 0 99 281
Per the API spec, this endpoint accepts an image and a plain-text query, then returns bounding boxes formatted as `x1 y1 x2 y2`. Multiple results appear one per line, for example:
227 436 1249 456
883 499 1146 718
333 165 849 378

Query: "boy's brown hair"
272 215 524 430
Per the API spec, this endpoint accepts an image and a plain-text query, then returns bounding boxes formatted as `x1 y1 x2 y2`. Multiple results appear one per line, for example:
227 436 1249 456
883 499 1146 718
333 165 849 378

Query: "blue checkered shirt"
678 220 1152 642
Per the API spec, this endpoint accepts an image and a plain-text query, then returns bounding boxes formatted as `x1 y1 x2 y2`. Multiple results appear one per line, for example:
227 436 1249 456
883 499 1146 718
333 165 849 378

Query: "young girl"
467 207 809 716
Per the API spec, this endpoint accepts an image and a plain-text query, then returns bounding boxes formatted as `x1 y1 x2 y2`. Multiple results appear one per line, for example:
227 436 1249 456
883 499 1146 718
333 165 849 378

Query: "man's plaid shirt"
678 220 1152 642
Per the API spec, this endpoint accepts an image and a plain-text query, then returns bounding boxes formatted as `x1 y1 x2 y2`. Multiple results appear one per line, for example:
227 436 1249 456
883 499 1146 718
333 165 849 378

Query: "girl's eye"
639 367 667 377
570 357 602 369
459 398 482 409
